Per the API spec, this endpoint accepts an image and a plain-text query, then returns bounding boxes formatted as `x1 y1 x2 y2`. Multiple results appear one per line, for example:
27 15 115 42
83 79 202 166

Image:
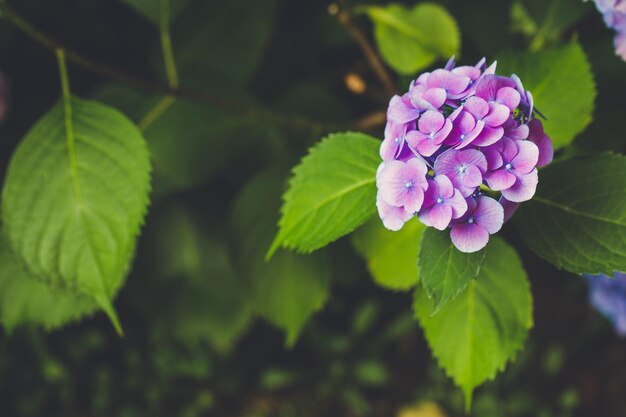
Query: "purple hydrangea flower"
584 272 626 337
376 57 553 252
376 158 428 214
450 196 504 253
419 175 467 230
590 0 626 61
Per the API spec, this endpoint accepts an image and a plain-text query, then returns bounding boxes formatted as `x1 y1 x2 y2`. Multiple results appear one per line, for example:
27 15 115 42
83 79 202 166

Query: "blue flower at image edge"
584 272 626 337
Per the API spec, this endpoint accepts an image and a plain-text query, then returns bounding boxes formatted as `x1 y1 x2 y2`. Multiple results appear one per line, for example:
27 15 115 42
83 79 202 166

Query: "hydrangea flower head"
375 57 554 252
589 0 626 61
584 272 626 337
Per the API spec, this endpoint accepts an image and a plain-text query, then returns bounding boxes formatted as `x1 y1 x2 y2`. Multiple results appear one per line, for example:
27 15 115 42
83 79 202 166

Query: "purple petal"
404 187 425 214
496 87 521 111
483 145 504 170
434 174 454 198
485 169 516 191
464 97 489 120
457 149 488 172
499 196 520 223
418 110 445 133
501 169 538 203
452 65 482 80
380 135 402 161
448 189 468 218
501 137 519 163
483 102 510 127
527 119 553 167
377 194 413 231
512 140 539 174
423 87 447 108
388 94 420 123
415 135 442 157
419 204 453 230
471 125 504 147
426 69 471 95
377 160 409 206
450 223 490 253
460 165 484 188
473 196 504 234
406 157 429 182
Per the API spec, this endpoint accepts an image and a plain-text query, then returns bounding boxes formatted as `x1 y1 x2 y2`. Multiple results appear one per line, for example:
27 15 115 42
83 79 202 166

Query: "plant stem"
138 95 175 131
0 1 385 133
333 6 397 97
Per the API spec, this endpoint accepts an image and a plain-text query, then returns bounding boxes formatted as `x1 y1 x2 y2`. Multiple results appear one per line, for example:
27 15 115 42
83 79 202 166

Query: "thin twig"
332 5 397 97
0 1 385 133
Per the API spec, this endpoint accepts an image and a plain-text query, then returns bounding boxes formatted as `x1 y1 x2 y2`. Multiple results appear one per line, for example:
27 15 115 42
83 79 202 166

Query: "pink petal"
388 94 420 123
419 203 453 230
376 161 409 207
496 87 521 111
418 110 445 133
380 135 402 161
406 157 428 182
483 146 504 170
426 69 471 95
485 169 516 191
422 87 447 108
464 97 489 120
473 196 504 234
434 174 454 198
471 125 504 147
404 188 425 214
415 136 442 157
448 190 468 218
460 165 484 189
458 149 488 173
450 223 490 253
512 140 539 174
483 102 510 127
455 120 485 149
501 137 519 163
501 169 538 203
377 194 413 231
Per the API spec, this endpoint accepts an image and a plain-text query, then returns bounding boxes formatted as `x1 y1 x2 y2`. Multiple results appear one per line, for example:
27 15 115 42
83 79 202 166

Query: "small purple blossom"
376 57 553 252
584 272 626 337
450 196 504 253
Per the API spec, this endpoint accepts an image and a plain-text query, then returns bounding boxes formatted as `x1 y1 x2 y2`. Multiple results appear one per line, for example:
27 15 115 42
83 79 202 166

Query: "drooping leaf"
121 0 191 26
269 132 380 257
497 41 596 149
1 97 152 333
363 3 460 75
515 153 626 275
414 237 533 409
418 228 486 313
232 171 331 346
0 235 97 331
146 204 252 351
352 217 425 291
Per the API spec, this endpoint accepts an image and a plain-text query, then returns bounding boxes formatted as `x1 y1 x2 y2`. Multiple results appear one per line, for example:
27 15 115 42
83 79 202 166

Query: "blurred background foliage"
0 0 625 416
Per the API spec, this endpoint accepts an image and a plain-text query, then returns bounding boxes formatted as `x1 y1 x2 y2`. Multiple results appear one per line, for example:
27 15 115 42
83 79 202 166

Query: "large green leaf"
146 204 252 351
269 132 380 257
121 0 190 26
0 235 97 331
232 171 331 346
497 41 596 149
352 217 425 291
414 237 533 409
1 97 152 333
418 228 486 313
363 3 460 75
515 153 626 275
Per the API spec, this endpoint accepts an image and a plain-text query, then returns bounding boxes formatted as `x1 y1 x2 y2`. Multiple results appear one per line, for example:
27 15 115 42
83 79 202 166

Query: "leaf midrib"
534 196 626 227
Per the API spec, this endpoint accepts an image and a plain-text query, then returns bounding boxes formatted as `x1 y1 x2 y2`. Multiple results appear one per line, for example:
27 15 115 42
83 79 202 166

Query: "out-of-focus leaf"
269 132 380 257
497 41 596 148
148 204 251 351
414 237 533 410
1 98 152 333
363 3 460 75
0 235 97 331
352 218 425 291
232 171 331 346
515 153 626 275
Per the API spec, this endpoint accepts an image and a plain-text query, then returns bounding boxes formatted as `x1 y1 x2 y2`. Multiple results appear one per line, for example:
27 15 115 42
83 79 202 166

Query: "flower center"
458 165 467 174
436 197 443 204
404 181 413 189
468 217 474 224
394 137 401 144
505 163 512 170
460 134 466 140
429 131 436 139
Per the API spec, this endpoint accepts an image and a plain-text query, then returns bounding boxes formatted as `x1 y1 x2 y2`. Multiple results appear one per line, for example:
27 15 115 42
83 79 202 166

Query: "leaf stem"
138 95 175 131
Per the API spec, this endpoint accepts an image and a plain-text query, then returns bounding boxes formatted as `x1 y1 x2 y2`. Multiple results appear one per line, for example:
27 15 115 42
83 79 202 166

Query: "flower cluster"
584 272 626 337
589 0 626 61
376 57 553 253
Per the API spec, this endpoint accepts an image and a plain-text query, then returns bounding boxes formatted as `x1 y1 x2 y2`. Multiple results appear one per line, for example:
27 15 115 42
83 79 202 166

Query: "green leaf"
146 204 252 351
414 237 533 409
497 41 596 148
269 132 381 257
363 3 460 75
352 217 425 291
418 228 486 313
515 153 626 275
510 0 591 48
0 235 97 331
232 171 331 346
121 0 190 26
1 97 152 333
